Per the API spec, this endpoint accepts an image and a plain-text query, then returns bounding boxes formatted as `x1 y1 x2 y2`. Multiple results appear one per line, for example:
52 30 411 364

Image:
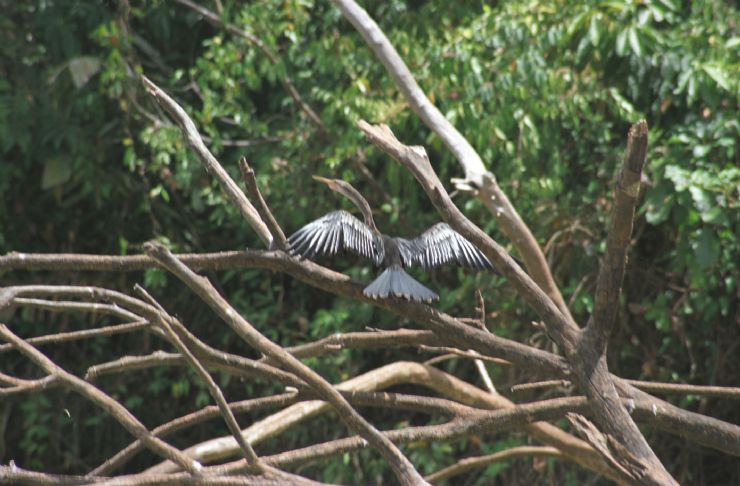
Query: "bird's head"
312 175 352 195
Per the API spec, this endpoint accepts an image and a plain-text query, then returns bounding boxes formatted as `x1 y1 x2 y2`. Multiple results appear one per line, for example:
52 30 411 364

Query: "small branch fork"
2 48 739 486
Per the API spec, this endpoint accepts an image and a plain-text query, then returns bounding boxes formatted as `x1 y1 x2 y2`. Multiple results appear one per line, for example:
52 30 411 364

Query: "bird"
287 176 495 303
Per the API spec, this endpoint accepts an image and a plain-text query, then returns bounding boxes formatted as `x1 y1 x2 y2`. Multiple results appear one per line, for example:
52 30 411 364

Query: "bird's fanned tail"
363 265 439 303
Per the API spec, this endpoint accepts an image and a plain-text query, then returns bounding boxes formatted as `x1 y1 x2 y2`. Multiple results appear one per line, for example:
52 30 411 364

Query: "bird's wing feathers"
288 210 375 260
412 223 493 270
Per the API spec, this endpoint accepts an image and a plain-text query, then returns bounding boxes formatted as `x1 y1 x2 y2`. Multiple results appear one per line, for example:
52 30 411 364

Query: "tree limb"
584 120 648 353
141 76 273 247
330 0 574 322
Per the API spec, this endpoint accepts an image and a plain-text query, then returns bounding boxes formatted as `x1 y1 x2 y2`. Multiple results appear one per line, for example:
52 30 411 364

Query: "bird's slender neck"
338 183 379 233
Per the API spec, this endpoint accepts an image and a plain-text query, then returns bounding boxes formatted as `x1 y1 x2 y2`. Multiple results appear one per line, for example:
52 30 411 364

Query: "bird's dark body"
288 177 495 303
378 234 401 267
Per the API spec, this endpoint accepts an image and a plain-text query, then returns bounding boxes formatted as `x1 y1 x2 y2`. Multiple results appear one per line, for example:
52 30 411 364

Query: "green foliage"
1 0 738 483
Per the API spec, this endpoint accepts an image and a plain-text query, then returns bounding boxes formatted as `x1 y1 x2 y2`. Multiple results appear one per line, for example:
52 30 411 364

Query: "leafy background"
1 0 737 484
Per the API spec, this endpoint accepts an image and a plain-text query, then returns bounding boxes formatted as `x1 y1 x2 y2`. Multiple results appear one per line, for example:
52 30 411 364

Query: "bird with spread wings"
288 176 496 303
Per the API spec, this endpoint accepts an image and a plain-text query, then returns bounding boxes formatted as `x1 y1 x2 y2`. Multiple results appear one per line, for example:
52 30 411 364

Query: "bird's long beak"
312 175 338 191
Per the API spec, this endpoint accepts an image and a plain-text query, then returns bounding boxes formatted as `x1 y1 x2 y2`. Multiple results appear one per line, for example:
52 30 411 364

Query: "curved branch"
149 361 624 482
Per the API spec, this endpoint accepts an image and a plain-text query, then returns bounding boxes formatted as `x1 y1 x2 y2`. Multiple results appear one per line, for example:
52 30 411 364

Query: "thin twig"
12 297 142 322
625 380 740 400
0 320 149 354
418 345 512 366
238 156 287 250
425 446 563 482
511 380 572 393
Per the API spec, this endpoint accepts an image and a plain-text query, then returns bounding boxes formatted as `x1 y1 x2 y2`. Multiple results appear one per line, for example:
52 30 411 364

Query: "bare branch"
584 120 649 353
85 349 304 390
135 284 263 472
0 463 333 486
419 345 512 366
331 0 574 321
270 328 443 362
149 361 624 482
141 76 272 247
425 446 564 483
511 380 572 393
625 379 740 399
11 297 142 322
0 374 59 397
93 393 299 476
0 320 149 354
0 323 201 475
142 241 427 485
236 396 590 472
238 156 287 250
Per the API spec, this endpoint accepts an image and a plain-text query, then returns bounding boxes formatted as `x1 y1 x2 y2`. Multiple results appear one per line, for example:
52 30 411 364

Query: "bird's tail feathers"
363 265 439 303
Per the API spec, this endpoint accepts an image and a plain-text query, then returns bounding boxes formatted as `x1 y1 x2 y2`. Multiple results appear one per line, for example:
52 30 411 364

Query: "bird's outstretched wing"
412 223 494 271
288 210 375 260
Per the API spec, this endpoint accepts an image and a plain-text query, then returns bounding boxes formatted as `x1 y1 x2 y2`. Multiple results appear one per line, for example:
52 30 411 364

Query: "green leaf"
41 158 72 189
588 15 601 46
628 28 642 57
693 229 719 269
702 64 732 91
616 28 628 56
67 56 102 88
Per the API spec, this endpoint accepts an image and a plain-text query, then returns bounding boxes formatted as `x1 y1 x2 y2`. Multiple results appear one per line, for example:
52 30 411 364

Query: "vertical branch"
238 157 287 250
584 120 648 353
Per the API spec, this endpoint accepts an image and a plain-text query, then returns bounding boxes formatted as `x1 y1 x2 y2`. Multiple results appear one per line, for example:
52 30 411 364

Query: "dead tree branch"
584 120 649 353
134 285 263 472
238 156 287 250
141 76 273 247
0 323 201 475
330 0 574 322
424 446 564 483
356 119 677 485
142 242 428 485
